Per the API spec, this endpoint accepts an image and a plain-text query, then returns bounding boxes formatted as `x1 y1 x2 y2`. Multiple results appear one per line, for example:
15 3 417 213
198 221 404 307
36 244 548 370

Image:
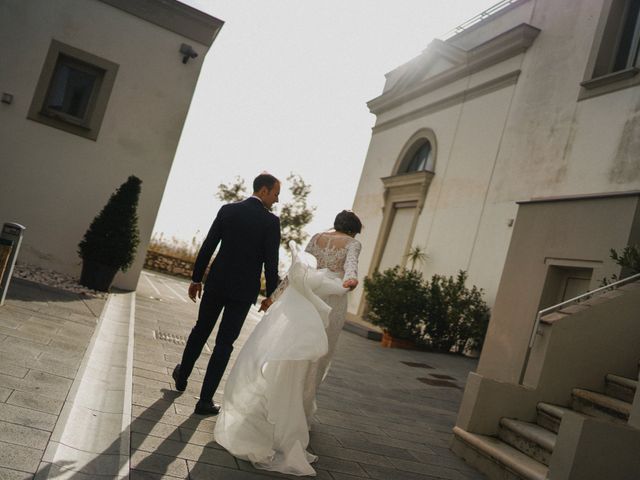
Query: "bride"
214 210 362 476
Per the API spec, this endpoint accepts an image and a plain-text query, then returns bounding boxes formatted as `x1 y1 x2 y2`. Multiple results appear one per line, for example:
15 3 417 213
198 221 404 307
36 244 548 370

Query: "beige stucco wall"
349 57 522 314
456 280 640 435
0 0 214 290
349 0 640 319
477 194 640 383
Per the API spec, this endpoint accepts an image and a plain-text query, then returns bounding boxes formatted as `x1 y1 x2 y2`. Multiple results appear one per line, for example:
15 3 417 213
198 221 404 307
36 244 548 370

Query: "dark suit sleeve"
192 207 224 283
264 216 281 297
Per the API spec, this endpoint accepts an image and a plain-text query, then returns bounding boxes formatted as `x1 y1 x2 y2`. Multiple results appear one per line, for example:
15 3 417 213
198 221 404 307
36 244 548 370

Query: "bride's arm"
342 240 362 290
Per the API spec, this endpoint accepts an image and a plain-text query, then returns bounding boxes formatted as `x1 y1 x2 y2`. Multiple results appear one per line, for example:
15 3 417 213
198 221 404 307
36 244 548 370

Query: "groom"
173 173 281 415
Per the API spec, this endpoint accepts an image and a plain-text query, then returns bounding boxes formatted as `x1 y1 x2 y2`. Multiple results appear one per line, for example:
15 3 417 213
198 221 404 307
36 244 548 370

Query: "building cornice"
98 0 224 47
372 69 521 134
368 23 540 116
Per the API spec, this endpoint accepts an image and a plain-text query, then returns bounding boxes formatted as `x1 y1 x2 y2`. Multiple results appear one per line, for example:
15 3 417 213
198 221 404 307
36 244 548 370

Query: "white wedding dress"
214 233 361 476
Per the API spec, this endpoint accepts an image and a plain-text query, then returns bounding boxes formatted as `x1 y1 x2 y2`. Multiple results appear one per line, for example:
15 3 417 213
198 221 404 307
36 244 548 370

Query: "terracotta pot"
381 331 416 349
79 259 118 292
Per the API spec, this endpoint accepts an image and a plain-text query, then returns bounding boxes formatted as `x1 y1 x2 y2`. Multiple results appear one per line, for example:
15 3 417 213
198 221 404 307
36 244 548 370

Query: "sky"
152 0 499 246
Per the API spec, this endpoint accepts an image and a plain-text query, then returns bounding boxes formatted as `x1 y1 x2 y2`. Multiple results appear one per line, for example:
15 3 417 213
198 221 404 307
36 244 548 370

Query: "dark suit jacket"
192 197 280 303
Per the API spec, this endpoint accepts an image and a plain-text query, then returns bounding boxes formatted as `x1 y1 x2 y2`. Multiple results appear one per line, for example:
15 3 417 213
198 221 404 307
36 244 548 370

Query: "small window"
43 55 103 126
593 0 640 78
402 141 434 173
28 40 118 140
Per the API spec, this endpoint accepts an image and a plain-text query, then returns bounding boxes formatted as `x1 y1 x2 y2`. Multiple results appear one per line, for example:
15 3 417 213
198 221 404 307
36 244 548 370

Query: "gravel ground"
12 263 108 298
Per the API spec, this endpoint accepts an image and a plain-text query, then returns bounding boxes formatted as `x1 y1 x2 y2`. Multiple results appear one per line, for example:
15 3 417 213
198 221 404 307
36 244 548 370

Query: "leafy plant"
406 245 428 270
417 271 490 353
365 266 490 354
78 175 141 271
279 173 315 250
216 176 247 203
610 244 640 274
364 266 427 340
600 244 640 285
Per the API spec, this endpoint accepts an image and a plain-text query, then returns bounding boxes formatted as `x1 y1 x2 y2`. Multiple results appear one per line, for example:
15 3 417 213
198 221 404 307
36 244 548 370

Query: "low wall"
144 250 194 279
456 282 640 434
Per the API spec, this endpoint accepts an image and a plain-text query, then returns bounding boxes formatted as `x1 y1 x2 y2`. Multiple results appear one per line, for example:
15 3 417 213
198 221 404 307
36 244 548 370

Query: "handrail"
440 0 524 40
519 272 640 384
528 272 640 348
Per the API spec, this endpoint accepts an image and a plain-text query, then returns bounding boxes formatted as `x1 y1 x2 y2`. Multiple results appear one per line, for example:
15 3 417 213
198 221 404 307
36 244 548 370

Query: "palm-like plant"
406 245 428 270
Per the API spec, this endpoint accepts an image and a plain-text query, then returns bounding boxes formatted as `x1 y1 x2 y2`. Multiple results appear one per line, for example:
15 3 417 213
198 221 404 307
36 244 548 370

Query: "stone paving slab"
0 280 105 478
0 465 34 480
128 270 486 480
0 271 485 479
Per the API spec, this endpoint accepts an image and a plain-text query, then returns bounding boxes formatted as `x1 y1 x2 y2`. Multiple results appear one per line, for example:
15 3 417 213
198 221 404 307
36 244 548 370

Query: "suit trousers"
179 287 252 402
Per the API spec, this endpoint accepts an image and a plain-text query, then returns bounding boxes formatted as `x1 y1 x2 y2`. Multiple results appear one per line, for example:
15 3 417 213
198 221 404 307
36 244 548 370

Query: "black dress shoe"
194 400 220 416
172 364 187 392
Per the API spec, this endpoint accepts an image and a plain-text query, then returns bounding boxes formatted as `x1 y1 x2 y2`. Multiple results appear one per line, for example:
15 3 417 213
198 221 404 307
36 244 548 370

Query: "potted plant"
78 175 142 291
364 266 427 348
415 270 490 355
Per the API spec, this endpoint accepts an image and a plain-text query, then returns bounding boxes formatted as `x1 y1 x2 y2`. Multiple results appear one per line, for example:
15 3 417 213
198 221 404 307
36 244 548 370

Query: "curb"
344 318 383 341
36 292 136 479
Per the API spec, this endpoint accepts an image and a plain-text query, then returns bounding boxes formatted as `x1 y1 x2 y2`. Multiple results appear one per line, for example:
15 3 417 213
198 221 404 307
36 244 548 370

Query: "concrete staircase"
452 370 638 479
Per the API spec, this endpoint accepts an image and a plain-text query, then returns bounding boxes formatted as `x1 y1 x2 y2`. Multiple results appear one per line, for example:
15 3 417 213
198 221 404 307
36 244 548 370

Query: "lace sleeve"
343 240 361 282
304 233 318 254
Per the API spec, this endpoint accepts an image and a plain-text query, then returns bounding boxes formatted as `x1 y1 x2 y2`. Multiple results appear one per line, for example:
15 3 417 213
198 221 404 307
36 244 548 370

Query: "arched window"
402 140 434 173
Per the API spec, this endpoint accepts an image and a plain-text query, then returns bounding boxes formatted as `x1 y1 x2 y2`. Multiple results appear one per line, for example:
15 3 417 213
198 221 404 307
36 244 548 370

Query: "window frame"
28 40 118 140
392 128 438 176
402 140 434 174
579 0 640 100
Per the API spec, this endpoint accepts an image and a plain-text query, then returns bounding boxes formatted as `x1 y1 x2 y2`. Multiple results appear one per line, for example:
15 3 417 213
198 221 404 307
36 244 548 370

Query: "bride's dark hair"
334 210 362 235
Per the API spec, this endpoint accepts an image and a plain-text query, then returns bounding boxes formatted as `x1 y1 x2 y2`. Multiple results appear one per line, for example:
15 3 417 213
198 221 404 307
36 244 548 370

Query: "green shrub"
364 266 490 354
78 175 142 271
417 271 490 353
610 244 640 275
364 266 427 339
601 244 640 285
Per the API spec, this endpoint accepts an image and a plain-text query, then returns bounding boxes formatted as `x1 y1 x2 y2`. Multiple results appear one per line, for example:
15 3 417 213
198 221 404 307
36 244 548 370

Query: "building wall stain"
611 111 640 184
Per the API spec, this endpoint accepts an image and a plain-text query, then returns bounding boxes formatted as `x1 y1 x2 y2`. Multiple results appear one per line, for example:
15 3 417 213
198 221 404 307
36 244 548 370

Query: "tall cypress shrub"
78 175 142 271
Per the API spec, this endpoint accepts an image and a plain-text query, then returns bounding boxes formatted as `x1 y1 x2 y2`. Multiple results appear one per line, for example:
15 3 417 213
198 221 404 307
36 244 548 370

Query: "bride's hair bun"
334 210 362 235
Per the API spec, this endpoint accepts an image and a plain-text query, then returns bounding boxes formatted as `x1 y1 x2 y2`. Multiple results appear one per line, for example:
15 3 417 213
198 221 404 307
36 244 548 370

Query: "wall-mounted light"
1 93 13 105
180 44 198 64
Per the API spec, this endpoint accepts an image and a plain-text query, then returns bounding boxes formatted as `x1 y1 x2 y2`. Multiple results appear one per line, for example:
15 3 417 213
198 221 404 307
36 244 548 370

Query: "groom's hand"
188 282 202 302
259 298 273 312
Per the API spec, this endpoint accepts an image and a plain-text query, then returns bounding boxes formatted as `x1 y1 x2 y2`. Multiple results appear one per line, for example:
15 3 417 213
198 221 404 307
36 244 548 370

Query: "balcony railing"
440 0 525 40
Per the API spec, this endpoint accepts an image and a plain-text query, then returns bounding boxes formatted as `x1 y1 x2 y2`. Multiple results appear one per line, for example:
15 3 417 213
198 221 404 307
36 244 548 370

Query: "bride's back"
305 232 359 277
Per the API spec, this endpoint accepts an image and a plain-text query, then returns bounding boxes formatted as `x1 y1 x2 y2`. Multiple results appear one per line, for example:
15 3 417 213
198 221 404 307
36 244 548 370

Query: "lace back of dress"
306 233 354 276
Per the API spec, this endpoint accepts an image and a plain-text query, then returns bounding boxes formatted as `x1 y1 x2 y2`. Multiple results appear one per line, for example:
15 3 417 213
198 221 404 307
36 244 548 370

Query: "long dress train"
214 244 348 476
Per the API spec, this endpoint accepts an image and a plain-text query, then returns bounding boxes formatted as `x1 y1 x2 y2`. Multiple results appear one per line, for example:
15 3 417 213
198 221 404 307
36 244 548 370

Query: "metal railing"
440 0 524 40
519 272 640 384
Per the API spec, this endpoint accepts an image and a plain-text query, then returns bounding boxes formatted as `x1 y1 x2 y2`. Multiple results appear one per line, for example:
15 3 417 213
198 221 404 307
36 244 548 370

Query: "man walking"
173 173 281 415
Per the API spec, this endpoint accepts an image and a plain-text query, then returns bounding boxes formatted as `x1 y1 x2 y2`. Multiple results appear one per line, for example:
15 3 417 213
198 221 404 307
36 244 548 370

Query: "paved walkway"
0 271 486 479
0 279 106 479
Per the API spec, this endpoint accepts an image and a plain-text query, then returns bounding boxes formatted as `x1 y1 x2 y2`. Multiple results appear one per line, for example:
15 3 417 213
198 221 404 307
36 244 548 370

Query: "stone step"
571 388 631 424
605 373 638 404
452 426 548 480
536 402 575 434
499 418 556 466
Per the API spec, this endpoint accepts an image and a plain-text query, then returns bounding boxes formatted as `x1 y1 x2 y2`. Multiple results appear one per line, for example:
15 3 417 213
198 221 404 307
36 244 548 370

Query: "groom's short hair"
253 173 279 192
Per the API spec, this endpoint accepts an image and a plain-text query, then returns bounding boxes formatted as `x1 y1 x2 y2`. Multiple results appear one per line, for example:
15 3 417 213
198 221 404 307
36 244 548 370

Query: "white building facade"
0 0 223 290
348 0 640 322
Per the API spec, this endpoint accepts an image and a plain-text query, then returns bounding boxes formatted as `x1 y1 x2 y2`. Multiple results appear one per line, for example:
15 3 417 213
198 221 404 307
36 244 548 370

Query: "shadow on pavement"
38 388 208 479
